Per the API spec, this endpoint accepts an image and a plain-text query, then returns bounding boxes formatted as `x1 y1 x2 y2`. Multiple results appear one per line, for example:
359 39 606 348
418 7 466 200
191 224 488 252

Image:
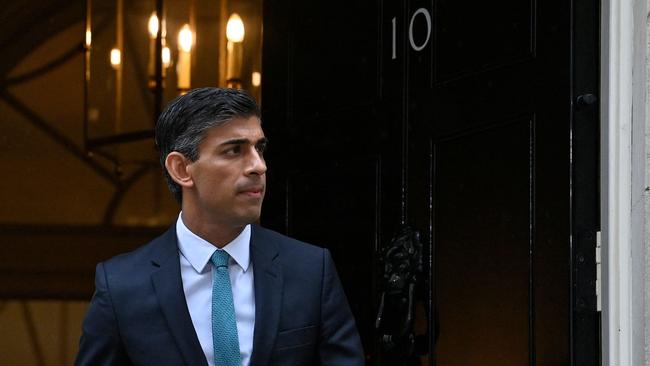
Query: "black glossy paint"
261 0 599 364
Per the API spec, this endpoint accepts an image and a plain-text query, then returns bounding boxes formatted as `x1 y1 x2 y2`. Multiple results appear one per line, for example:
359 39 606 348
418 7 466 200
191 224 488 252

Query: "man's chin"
234 208 262 226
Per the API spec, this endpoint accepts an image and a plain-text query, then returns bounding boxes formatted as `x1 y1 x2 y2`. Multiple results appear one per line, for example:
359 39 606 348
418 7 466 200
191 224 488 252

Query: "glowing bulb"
162 46 171 68
110 48 121 69
148 13 159 38
226 13 245 43
252 71 261 87
85 30 92 47
178 24 193 52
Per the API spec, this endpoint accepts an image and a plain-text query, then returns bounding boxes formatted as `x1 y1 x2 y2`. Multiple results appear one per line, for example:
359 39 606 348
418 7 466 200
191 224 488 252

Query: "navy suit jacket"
76 224 364 365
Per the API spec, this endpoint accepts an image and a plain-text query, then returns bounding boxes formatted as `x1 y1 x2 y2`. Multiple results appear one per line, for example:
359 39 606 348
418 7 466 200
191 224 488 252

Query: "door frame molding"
600 0 647 364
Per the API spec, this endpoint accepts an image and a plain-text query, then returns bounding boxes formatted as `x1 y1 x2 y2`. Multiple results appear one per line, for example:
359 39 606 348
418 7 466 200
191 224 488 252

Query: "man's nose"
246 148 267 175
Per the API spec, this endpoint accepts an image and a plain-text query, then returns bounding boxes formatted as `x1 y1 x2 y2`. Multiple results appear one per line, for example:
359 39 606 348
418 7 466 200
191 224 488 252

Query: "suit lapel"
249 225 283 366
150 226 208 366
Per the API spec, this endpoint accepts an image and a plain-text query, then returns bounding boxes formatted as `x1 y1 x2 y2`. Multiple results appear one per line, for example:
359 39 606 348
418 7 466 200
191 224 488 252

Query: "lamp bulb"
226 13 245 43
178 24 193 52
110 48 121 69
148 13 159 38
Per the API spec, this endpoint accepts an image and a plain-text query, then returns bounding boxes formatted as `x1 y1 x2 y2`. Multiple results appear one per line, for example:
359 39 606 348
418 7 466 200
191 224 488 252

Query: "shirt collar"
176 212 251 274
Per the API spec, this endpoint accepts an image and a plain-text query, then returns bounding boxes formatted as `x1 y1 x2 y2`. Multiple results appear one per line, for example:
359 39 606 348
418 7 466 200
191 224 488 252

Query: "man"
76 88 364 365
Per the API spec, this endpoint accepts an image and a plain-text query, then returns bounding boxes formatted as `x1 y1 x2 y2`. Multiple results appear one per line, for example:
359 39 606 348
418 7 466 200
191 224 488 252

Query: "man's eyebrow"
219 137 268 146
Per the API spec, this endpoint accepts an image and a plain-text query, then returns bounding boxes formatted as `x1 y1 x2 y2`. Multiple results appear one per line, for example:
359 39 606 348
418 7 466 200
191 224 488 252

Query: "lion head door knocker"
375 225 424 363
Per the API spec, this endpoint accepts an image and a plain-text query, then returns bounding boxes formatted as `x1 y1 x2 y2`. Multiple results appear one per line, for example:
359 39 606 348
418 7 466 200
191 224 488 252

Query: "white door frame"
600 0 646 364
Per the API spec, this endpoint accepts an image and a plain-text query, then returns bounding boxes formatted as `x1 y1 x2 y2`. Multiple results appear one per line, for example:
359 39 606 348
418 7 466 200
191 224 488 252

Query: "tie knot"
211 250 230 268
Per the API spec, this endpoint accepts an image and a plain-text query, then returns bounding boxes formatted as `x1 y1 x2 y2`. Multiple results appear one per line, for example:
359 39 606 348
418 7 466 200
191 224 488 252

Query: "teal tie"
211 250 242 366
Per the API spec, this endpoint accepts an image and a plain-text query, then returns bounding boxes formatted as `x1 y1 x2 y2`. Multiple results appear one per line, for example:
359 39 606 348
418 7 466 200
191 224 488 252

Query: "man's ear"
165 152 194 188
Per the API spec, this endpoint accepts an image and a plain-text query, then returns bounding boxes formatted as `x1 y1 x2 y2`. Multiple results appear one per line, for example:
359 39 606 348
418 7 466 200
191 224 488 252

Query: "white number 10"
392 8 432 60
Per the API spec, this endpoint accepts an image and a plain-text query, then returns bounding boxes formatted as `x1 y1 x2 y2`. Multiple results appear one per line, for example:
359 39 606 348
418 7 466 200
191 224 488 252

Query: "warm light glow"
178 24 193 52
148 13 159 39
110 48 121 68
162 46 171 68
226 13 245 42
85 30 92 47
252 71 261 87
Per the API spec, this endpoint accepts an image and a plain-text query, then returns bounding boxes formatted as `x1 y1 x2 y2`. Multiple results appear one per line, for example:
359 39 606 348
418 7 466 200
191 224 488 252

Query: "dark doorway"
261 0 600 364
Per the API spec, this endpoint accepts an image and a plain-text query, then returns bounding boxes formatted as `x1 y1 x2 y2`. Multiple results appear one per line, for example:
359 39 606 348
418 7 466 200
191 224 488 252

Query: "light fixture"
147 12 159 84
252 71 261 87
226 13 245 88
83 0 264 174
162 46 171 68
226 13 245 43
148 12 159 39
110 48 121 69
178 24 193 52
177 24 193 92
147 11 171 87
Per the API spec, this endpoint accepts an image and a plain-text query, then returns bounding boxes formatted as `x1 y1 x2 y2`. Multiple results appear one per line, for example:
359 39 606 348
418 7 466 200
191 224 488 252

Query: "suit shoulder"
101 226 176 272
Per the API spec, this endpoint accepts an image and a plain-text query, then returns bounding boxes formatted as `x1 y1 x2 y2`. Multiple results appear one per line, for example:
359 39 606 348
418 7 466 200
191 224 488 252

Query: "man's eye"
226 146 241 155
256 143 267 154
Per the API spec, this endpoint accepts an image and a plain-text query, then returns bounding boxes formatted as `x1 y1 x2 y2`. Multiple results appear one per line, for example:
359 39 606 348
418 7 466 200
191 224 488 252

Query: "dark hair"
155 87 261 203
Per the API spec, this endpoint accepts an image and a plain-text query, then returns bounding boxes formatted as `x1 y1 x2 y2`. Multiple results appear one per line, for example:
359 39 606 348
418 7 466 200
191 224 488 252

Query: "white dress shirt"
176 214 255 366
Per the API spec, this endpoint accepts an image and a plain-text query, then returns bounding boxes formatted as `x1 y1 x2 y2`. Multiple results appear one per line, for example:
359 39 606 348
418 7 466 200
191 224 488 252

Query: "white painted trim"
601 0 647 364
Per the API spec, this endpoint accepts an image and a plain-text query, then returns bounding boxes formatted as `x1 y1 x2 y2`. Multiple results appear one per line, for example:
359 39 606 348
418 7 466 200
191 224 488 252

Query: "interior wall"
0 2 178 363
1 18 179 227
0 300 87 366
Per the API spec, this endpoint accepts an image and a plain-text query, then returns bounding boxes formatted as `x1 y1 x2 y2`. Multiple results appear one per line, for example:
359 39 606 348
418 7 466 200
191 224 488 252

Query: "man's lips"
238 185 264 197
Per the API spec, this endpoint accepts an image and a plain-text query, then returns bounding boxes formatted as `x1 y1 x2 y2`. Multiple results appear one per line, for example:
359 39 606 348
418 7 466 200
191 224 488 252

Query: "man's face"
187 115 267 227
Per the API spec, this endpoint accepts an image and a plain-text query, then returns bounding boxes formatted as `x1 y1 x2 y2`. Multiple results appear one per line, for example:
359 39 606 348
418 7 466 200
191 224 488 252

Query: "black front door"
261 0 599 364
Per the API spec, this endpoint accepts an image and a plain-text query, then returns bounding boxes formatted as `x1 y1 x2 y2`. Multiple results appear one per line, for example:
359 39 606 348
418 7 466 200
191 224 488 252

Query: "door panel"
434 121 531 366
435 0 534 81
